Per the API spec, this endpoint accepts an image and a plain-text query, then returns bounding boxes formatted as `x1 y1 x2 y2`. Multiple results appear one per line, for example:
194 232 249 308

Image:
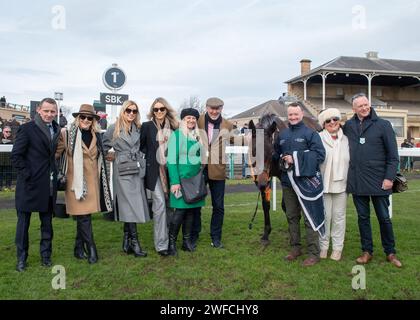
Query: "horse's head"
247 114 287 191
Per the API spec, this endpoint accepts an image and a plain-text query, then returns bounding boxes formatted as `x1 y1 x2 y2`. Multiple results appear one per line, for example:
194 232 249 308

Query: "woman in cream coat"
318 108 350 261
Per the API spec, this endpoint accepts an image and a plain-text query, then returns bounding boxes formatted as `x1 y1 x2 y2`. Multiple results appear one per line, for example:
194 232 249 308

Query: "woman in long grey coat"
103 100 150 257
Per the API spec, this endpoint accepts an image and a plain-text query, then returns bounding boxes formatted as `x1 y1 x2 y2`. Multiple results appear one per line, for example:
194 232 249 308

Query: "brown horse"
247 113 321 245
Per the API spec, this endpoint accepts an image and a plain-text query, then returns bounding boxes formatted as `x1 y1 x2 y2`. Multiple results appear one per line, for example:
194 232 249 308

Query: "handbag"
180 167 207 204
392 173 408 193
54 199 68 218
118 160 140 176
57 130 68 191
117 154 146 177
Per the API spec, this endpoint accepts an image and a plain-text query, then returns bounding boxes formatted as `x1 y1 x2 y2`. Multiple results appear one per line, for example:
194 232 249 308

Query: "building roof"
230 99 314 120
286 55 420 83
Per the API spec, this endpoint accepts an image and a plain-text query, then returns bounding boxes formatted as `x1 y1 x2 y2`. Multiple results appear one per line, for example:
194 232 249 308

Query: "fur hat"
318 108 341 126
72 104 100 120
180 108 200 120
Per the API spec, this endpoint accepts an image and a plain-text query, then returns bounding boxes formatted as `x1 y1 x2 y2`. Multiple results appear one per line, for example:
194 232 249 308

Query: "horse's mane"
258 113 278 130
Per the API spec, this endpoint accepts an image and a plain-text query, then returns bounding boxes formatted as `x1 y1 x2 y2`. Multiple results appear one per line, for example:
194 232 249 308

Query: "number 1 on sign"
111 72 119 83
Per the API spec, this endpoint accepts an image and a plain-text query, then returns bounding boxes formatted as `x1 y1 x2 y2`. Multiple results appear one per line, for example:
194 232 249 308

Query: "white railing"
0 145 13 152
398 148 420 157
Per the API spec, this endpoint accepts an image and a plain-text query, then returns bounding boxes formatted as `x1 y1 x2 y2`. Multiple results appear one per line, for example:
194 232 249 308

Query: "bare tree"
179 96 205 113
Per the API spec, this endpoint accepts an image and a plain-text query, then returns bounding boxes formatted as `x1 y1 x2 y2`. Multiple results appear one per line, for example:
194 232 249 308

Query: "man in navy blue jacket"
344 93 401 268
273 102 325 266
11 98 60 272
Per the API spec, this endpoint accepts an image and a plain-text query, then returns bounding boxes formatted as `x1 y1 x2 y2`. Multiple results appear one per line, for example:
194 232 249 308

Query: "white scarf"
71 127 86 200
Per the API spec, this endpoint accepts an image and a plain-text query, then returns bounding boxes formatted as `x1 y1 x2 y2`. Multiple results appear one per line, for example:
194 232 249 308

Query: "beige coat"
198 115 233 180
57 131 101 215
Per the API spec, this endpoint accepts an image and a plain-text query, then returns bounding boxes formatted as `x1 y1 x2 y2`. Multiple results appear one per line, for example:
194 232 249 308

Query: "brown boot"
356 252 372 264
284 249 302 261
386 254 402 268
302 256 320 267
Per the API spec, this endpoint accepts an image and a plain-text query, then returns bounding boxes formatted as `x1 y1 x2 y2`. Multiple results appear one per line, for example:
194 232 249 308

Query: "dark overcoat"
140 120 176 191
343 108 399 196
11 116 60 212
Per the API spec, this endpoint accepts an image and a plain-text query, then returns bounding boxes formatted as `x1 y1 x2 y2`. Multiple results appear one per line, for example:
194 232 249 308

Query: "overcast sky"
1 0 419 119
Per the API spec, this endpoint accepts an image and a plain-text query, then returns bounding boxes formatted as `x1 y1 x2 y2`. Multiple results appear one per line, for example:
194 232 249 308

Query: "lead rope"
248 191 261 230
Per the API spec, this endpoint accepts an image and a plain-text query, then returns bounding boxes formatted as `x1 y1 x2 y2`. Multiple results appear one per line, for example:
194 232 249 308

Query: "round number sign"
103 65 127 91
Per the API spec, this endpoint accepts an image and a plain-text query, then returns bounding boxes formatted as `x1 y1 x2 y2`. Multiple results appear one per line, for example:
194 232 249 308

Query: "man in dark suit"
11 98 60 272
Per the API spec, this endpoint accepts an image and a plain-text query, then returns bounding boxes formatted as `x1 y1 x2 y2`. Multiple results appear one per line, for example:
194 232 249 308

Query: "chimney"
366 51 379 59
300 59 312 75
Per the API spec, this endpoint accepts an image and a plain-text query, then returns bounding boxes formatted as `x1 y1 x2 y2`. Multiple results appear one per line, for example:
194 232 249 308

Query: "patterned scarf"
154 119 171 199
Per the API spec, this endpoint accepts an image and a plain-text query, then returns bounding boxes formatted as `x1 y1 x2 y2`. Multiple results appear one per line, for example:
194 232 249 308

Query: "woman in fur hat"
318 108 350 261
167 108 205 256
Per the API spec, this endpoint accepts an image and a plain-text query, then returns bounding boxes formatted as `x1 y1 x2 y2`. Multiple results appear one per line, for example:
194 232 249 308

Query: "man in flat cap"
192 97 233 249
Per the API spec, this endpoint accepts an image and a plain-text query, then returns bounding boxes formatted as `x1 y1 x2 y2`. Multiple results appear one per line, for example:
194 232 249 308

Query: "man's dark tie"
47 124 54 139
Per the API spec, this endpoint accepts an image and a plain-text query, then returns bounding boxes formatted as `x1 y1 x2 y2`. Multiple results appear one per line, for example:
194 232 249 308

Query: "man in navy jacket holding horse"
273 102 326 267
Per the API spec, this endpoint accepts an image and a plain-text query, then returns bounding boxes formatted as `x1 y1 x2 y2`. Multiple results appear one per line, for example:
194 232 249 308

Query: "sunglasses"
125 108 138 114
153 107 166 113
79 115 94 121
325 117 340 124
208 106 221 110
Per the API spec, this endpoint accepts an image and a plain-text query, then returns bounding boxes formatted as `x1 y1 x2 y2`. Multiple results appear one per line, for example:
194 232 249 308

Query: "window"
376 88 383 97
336 87 344 96
382 117 404 137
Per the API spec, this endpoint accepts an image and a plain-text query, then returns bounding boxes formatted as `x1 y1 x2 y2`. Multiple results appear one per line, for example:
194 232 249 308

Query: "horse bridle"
247 127 275 230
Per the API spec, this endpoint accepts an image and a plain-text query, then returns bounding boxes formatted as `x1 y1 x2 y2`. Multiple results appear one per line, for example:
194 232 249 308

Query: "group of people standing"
10 92 403 272
11 96 233 272
274 93 402 268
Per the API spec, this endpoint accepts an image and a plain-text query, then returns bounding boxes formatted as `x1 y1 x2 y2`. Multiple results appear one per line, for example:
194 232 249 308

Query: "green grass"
0 181 419 300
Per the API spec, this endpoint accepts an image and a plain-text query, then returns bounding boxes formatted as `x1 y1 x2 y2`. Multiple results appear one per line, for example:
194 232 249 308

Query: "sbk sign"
100 93 129 105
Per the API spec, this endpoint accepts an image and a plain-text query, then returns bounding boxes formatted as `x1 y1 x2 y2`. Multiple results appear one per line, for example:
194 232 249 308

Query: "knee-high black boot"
128 223 147 257
122 223 132 254
74 219 87 259
182 211 195 252
78 215 98 264
168 210 184 256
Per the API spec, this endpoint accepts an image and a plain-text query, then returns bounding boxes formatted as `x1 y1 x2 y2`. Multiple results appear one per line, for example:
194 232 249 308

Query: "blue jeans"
191 167 226 243
352 195 396 256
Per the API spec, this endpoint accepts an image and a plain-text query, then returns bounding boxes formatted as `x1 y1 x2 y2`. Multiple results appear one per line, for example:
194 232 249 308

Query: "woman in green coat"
167 108 205 256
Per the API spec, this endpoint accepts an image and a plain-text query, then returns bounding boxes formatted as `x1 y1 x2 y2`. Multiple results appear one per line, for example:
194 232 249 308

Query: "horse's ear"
274 117 287 131
269 120 277 134
249 120 256 134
